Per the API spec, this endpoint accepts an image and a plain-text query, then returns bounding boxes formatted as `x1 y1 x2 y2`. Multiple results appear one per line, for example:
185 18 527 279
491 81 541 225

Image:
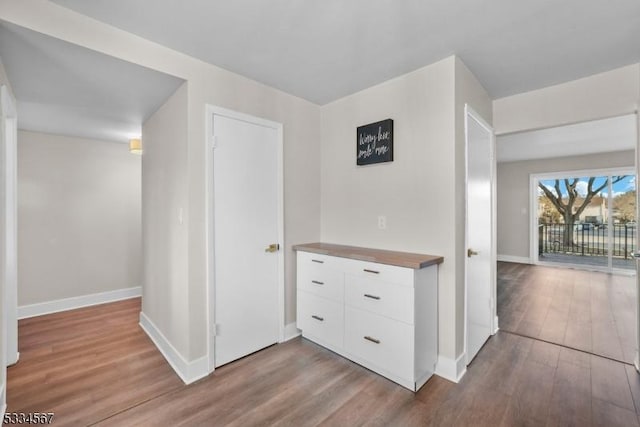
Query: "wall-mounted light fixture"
129 138 142 155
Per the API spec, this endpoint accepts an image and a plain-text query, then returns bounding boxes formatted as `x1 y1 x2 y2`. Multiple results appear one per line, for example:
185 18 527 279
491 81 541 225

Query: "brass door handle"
467 248 479 257
265 243 280 253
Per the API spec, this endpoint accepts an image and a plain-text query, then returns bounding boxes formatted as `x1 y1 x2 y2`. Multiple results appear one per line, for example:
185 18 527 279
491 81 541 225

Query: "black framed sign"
357 119 394 166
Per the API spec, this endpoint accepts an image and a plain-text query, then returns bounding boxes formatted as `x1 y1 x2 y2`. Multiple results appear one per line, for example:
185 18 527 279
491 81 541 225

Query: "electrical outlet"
378 215 387 230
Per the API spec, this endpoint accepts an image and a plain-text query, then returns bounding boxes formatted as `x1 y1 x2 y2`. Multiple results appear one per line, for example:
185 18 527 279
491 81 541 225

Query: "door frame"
1 85 18 364
204 104 285 372
1 84 18 415
530 166 636 274
463 104 498 366
635 111 640 372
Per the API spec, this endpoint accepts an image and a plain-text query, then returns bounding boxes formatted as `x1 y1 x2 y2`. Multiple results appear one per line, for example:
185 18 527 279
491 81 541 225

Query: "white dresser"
293 242 443 391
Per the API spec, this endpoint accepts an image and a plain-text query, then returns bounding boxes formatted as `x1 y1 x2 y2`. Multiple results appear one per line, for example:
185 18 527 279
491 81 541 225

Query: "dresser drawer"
297 258 343 303
345 274 414 324
297 290 344 349
297 251 344 271
344 258 414 287
344 306 413 382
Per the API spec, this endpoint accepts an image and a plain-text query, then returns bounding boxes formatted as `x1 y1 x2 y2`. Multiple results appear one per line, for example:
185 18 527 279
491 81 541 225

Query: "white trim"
530 174 538 262
493 316 500 334
282 322 301 342
1 384 5 425
1 84 18 375
463 105 497 367
139 312 209 385
497 255 532 264
435 353 467 383
17 287 141 319
531 166 636 181
205 105 215 372
205 104 286 373
636 111 640 372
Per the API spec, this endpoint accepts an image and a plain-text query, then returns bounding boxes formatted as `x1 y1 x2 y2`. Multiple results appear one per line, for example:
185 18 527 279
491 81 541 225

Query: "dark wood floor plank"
625 364 640 415
500 360 555 426
498 261 635 364
5 265 640 426
591 354 636 412
592 397 640 427
545 360 592 426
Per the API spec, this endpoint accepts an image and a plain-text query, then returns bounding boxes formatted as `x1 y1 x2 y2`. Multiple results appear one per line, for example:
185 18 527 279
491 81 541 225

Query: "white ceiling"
1 2 638 149
0 21 184 143
497 115 638 163
51 0 640 104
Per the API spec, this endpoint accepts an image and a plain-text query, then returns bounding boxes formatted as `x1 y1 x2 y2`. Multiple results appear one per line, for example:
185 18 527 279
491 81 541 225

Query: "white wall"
493 64 640 135
17 130 141 305
141 82 189 356
0 0 322 364
320 56 492 365
320 57 457 360
497 150 635 260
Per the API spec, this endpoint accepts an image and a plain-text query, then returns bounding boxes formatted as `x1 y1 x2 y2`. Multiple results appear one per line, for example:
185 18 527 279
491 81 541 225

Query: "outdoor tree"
614 190 636 223
538 176 626 246
538 198 562 224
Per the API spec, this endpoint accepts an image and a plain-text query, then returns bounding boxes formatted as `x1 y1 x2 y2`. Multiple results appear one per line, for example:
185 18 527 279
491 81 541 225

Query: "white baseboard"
435 352 467 383
7 352 19 367
139 312 208 385
18 286 142 319
497 255 531 264
493 316 500 334
282 322 301 342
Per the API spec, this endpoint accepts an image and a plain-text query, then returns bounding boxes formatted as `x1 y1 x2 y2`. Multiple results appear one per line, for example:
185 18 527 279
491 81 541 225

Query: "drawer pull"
311 315 324 322
363 269 380 274
312 259 324 264
364 294 381 300
364 336 381 344
311 280 324 285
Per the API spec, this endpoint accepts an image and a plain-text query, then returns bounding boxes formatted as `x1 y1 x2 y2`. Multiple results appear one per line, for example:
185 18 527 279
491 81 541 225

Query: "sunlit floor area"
498 261 636 364
539 253 635 270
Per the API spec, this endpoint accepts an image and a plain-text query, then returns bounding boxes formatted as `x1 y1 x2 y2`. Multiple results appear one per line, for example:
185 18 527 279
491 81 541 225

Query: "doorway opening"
532 168 636 273
497 114 638 366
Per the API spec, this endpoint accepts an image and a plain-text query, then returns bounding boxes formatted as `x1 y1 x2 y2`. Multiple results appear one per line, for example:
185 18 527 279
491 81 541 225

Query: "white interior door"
465 105 495 365
212 112 281 367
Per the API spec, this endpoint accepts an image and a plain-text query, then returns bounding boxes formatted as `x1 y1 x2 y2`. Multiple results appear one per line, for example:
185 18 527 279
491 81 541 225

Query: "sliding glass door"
534 169 636 272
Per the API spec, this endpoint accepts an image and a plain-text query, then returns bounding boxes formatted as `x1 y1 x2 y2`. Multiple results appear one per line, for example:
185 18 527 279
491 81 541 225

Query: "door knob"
467 248 479 257
265 243 280 253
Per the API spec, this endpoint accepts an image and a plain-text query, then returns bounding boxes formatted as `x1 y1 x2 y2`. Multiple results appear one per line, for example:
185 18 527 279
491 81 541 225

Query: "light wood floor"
7 290 640 426
6 298 184 426
498 261 636 363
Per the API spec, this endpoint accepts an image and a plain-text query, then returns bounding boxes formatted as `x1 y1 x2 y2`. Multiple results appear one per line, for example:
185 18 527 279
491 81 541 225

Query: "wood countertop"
292 242 443 270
